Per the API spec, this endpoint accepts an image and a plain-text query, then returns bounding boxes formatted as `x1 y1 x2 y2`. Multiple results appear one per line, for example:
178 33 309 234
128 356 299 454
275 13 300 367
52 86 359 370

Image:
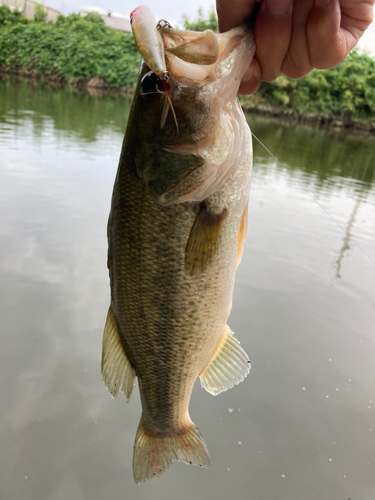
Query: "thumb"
239 58 261 95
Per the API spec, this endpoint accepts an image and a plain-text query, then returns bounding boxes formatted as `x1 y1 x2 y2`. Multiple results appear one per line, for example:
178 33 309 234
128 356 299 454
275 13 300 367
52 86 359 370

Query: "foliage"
181 7 218 32
0 5 28 26
241 49 375 122
0 12 141 87
34 3 47 23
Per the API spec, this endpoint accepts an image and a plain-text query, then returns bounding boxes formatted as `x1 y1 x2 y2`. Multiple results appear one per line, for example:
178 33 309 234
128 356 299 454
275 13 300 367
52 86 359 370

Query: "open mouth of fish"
130 6 255 205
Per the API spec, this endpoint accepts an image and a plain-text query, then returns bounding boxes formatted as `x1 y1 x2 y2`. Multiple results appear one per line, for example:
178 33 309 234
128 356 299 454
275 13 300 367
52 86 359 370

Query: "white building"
79 9 131 33
0 0 61 22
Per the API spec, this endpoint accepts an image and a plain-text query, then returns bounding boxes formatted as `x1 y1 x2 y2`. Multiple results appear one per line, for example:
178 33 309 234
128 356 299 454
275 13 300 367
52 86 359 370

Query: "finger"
337 0 374 56
216 0 257 32
284 0 374 77
307 0 348 69
254 0 294 81
282 0 315 79
340 0 374 37
238 58 261 94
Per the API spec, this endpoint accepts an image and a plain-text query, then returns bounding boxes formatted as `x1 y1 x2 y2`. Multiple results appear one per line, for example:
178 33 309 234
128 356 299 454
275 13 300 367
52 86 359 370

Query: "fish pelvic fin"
133 420 210 484
200 325 251 396
101 305 136 401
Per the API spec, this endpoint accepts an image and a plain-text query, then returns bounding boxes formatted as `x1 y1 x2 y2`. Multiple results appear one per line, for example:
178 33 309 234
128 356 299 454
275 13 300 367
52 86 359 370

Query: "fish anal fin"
236 203 248 268
133 419 210 484
101 305 136 401
185 204 227 276
200 325 250 396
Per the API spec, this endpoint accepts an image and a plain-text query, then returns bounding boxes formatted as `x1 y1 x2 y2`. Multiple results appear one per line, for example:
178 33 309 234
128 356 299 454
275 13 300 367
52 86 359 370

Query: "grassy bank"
1 5 375 128
240 49 375 129
0 7 141 88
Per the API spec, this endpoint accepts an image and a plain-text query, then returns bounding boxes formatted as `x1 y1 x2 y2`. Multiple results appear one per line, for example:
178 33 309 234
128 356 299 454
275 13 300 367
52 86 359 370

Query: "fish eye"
141 71 164 95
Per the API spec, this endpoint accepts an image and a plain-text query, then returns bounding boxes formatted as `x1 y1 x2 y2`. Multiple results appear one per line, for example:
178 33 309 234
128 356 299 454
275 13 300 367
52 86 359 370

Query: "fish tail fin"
132 419 210 484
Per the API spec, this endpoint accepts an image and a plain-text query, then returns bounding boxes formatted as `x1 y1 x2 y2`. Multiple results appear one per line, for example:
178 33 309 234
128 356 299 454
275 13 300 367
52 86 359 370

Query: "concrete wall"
79 10 131 34
0 0 61 22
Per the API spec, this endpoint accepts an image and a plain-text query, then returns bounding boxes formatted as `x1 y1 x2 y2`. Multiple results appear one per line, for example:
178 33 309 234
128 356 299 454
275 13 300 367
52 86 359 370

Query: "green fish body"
102 7 255 483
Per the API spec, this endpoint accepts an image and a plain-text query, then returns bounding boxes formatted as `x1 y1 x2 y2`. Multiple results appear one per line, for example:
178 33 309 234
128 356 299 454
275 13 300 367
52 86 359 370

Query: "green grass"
0 7 141 87
241 49 375 123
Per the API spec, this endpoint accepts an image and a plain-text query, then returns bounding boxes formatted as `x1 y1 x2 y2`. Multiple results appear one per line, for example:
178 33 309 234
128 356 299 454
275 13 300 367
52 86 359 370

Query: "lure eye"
141 71 164 95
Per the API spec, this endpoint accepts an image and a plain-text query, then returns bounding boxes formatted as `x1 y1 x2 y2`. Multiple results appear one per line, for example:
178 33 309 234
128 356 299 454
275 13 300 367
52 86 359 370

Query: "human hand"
216 0 375 94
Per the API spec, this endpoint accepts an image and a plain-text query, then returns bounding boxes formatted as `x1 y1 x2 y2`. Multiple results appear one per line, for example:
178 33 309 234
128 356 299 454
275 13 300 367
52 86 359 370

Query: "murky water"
1 78 374 500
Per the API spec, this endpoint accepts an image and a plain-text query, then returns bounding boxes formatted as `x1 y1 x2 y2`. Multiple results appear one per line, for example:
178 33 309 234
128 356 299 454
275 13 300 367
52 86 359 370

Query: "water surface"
1 78 374 500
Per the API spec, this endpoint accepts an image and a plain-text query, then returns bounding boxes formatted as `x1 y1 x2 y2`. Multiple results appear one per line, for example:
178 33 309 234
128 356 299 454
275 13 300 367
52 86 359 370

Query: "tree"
34 3 47 23
181 7 218 32
0 5 28 25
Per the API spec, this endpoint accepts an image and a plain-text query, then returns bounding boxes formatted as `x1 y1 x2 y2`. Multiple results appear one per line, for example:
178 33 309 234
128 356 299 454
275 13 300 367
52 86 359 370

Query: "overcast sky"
53 0 375 57
58 0 215 24
358 11 375 57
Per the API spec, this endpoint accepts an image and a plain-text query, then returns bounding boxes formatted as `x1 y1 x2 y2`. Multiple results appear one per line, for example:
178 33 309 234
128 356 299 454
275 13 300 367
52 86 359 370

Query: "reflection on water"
1 78 375 500
250 115 375 185
335 195 362 279
0 77 132 143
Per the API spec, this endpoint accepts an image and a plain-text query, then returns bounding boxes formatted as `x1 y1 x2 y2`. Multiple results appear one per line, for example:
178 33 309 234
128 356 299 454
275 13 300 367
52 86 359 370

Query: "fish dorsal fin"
200 325 250 395
236 203 248 268
102 305 136 401
185 204 227 276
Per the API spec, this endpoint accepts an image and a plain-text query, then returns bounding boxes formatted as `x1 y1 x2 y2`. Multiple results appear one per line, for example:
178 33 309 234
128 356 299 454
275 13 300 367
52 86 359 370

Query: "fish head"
129 6 255 205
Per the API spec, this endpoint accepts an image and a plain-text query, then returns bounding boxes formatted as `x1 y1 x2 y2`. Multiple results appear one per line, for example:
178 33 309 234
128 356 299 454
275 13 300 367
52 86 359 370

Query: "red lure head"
129 7 140 24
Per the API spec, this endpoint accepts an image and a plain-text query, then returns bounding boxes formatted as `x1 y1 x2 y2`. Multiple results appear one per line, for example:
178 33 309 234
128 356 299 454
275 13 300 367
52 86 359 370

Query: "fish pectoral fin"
101 305 136 401
185 204 227 276
200 325 251 396
133 419 210 484
236 203 248 268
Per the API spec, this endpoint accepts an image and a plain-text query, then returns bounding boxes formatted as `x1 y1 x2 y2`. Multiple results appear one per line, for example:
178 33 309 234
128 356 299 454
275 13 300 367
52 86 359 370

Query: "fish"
102 5 256 484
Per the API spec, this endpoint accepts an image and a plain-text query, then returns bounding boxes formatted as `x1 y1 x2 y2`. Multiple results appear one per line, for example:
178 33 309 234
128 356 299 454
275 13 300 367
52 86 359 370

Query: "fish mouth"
162 25 255 94
132 7 255 96
133 11 255 205
133 9 255 147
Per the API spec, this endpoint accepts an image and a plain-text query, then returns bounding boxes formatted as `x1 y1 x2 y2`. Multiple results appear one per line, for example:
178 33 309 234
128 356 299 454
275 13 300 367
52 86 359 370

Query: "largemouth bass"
102 5 255 484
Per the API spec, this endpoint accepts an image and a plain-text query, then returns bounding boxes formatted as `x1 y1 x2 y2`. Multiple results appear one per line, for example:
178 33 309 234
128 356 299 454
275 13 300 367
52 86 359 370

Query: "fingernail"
265 0 292 15
242 65 257 82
